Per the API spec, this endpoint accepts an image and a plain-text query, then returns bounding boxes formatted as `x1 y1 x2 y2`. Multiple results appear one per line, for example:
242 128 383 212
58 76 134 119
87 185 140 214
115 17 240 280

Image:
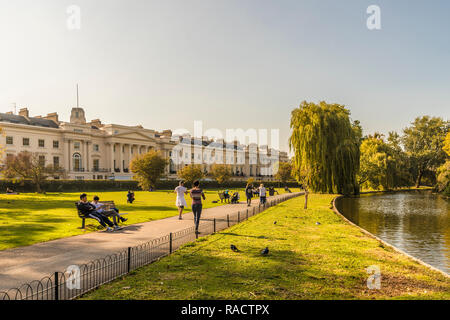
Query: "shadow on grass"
219 232 287 241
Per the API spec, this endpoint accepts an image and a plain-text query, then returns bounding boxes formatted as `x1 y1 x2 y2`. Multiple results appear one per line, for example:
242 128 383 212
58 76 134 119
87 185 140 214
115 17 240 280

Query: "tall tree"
177 164 204 187
436 132 450 195
130 150 167 190
289 101 360 195
402 116 449 187
210 164 232 185
2 151 61 193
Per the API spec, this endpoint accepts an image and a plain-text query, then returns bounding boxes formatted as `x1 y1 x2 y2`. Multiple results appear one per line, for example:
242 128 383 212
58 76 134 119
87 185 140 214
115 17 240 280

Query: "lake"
336 191 449 274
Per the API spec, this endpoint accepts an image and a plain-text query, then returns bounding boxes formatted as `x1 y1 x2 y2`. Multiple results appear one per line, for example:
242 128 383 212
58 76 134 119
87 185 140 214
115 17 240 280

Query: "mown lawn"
82 194 450 300
0 188 296 250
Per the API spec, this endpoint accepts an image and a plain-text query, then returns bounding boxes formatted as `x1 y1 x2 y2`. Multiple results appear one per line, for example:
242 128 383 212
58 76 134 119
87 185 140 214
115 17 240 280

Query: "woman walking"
245 183 253 206
174 180 188 220
190 180 206 234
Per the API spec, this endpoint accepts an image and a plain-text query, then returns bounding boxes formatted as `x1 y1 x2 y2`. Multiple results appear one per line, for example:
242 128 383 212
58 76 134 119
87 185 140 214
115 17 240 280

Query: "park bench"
75 200 128 229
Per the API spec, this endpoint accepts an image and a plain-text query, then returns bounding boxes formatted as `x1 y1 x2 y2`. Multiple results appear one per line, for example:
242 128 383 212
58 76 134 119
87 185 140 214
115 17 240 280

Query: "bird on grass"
261 247 269 256
316 222 321 225
230 244 240 252
273 221 277 225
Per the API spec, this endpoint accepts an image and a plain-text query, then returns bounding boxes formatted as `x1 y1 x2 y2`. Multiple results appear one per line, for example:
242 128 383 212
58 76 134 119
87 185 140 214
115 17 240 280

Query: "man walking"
259 184 267 205
245 183 253 206
190 180 206 234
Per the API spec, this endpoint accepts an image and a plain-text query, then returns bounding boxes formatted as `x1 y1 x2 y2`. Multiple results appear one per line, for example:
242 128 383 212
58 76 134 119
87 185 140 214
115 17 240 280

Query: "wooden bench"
75 200 128 229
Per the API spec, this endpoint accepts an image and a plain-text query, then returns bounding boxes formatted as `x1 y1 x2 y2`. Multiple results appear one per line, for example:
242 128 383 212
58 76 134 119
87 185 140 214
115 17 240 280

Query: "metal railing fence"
0 192 301 300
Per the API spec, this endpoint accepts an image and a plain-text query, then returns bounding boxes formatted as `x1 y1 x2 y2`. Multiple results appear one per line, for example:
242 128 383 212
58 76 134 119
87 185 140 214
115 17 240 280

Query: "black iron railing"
0 193 301 300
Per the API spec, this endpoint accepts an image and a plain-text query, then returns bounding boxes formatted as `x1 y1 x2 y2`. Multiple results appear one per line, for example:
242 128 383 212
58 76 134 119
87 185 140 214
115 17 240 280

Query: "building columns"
110 143 114 172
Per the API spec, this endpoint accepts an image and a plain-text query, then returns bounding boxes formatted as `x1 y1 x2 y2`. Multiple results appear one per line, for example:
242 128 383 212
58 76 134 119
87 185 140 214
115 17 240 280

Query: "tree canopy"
289 101 360 195
209 164 232 185
177 164 204 187
402 116 448 187
275 161 293 184
130 150 167 190
2 151 62 192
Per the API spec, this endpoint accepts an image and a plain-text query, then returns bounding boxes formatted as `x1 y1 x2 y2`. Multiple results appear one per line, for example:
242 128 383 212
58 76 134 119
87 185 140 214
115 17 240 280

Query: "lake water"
336 191 449 275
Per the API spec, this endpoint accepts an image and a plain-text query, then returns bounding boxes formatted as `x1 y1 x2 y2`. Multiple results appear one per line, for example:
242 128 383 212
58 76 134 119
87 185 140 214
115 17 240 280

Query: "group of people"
245 183 271 206
79 182 281 234
77 193 128 232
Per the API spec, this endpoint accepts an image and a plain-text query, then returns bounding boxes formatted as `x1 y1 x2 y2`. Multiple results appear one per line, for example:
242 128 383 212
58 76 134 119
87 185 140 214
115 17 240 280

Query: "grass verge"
82 194 450 300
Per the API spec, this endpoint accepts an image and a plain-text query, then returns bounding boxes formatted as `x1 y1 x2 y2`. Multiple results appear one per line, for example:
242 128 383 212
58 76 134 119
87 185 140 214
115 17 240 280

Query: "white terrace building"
0 107 288 181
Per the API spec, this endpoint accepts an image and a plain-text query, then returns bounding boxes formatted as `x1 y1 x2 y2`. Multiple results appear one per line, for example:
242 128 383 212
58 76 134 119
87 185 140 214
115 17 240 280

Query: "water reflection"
337 191 449 274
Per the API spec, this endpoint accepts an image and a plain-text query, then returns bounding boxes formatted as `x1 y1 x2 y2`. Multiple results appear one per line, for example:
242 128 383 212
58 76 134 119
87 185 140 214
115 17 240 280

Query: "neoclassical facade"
0 107 288 180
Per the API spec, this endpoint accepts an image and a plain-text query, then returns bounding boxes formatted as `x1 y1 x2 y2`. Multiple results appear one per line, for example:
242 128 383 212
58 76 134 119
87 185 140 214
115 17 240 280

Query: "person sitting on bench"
91 196 128 223
284 186 292 193
231 191 240 204
77 193 120 232
223 189 230 203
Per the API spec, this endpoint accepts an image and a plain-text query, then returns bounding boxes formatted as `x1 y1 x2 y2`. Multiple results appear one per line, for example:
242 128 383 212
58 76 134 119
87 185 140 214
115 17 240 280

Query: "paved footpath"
0 193 302 292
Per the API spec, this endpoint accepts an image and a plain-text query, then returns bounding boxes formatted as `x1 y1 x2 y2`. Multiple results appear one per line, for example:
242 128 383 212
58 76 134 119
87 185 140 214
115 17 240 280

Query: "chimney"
19 108 29 118
90 119 102 126
44 112 59 124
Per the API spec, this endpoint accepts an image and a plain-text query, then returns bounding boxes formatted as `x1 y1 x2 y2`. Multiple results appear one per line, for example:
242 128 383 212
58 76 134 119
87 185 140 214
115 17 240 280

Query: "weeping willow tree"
289 101 361 195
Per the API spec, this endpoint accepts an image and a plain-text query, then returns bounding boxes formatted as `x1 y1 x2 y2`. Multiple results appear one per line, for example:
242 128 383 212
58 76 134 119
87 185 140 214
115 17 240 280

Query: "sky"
0 0 449 153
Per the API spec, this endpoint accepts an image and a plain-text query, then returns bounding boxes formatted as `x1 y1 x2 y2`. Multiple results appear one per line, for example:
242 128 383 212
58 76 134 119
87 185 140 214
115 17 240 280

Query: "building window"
53 141 59 148
74 141 80 150
23 138 30 146
93 144 99 152
73 153 82 171
93 159 99 171
6 136 13 145
38 139 45 148
38 155 45 167
53 156 60 168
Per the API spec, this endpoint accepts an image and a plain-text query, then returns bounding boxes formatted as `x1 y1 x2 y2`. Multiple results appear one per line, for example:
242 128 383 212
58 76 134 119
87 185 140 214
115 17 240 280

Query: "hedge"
0 179 300 193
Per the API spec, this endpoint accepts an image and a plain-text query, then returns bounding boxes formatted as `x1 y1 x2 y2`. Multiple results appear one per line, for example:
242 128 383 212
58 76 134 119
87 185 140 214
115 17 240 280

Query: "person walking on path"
259 184 267 205
190 180 206 234
245 183 253 206
174 180 188 220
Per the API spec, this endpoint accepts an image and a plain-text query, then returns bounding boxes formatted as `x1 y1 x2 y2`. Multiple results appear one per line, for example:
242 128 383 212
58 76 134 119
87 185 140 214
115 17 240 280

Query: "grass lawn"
82 194 450 300
0 188 297 251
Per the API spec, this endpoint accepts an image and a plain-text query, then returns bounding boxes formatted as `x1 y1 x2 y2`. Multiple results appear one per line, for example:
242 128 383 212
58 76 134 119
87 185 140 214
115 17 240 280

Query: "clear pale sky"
0 0 449 153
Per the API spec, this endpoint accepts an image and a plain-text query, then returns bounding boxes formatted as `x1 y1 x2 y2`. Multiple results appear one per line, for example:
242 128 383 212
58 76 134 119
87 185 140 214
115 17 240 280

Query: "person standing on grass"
127 190 135 203
174 180 188 220
245 183 253 206
190 180 206 234
259 183 267 205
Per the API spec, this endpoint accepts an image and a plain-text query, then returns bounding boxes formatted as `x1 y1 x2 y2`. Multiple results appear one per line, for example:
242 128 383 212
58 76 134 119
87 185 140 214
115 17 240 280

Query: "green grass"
82 194 450 300
0 188 297 250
